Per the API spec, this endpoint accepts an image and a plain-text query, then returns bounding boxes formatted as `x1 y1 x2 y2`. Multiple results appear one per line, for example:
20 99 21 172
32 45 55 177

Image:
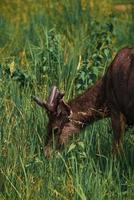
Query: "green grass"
0 0 134 199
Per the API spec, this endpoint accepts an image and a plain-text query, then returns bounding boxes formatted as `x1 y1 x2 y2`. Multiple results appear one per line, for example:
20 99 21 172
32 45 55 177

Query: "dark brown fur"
32 47 134 158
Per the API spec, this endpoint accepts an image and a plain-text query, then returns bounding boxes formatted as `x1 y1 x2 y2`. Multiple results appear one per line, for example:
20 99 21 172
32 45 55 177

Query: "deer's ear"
57 100 71 117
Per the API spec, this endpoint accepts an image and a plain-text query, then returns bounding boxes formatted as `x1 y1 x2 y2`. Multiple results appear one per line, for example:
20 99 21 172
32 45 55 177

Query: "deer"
32 47 134 158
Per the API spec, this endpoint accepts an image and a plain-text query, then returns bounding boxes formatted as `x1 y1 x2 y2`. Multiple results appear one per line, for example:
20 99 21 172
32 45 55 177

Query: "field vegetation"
0 0 134 199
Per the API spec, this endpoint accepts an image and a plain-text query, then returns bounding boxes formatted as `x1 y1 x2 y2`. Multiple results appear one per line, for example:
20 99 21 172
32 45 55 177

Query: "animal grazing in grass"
32 47 134 158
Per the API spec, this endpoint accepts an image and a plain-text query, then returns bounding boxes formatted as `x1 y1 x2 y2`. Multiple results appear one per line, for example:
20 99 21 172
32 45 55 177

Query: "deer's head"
32 86 79 158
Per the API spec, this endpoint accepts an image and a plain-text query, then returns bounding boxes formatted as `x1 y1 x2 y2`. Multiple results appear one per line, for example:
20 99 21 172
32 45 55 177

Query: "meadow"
0 0 134 199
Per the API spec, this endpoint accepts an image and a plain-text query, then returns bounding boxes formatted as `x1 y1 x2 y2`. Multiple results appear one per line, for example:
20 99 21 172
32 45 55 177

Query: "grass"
0 0 134 199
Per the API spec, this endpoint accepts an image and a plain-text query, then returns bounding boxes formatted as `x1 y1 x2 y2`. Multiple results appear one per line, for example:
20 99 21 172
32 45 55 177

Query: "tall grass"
0 0 134 199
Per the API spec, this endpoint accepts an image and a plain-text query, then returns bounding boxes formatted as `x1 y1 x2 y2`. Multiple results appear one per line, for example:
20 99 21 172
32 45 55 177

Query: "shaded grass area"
0 0 134 199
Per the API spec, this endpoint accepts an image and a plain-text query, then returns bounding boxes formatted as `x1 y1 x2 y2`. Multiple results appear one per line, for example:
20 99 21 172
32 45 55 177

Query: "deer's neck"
68 78 109 126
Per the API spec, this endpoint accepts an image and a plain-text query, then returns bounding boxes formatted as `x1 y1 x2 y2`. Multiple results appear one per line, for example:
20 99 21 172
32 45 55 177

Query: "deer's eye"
53 127 59 134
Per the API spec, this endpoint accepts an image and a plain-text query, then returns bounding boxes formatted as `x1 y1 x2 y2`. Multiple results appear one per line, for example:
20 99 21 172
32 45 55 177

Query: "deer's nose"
44 146 52 159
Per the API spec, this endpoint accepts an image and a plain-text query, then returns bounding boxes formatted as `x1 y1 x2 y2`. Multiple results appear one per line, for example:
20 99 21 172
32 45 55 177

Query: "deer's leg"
111 111 126 154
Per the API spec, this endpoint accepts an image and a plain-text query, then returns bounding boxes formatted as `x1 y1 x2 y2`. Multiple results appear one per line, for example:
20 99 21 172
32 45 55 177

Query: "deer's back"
105 47 134 124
